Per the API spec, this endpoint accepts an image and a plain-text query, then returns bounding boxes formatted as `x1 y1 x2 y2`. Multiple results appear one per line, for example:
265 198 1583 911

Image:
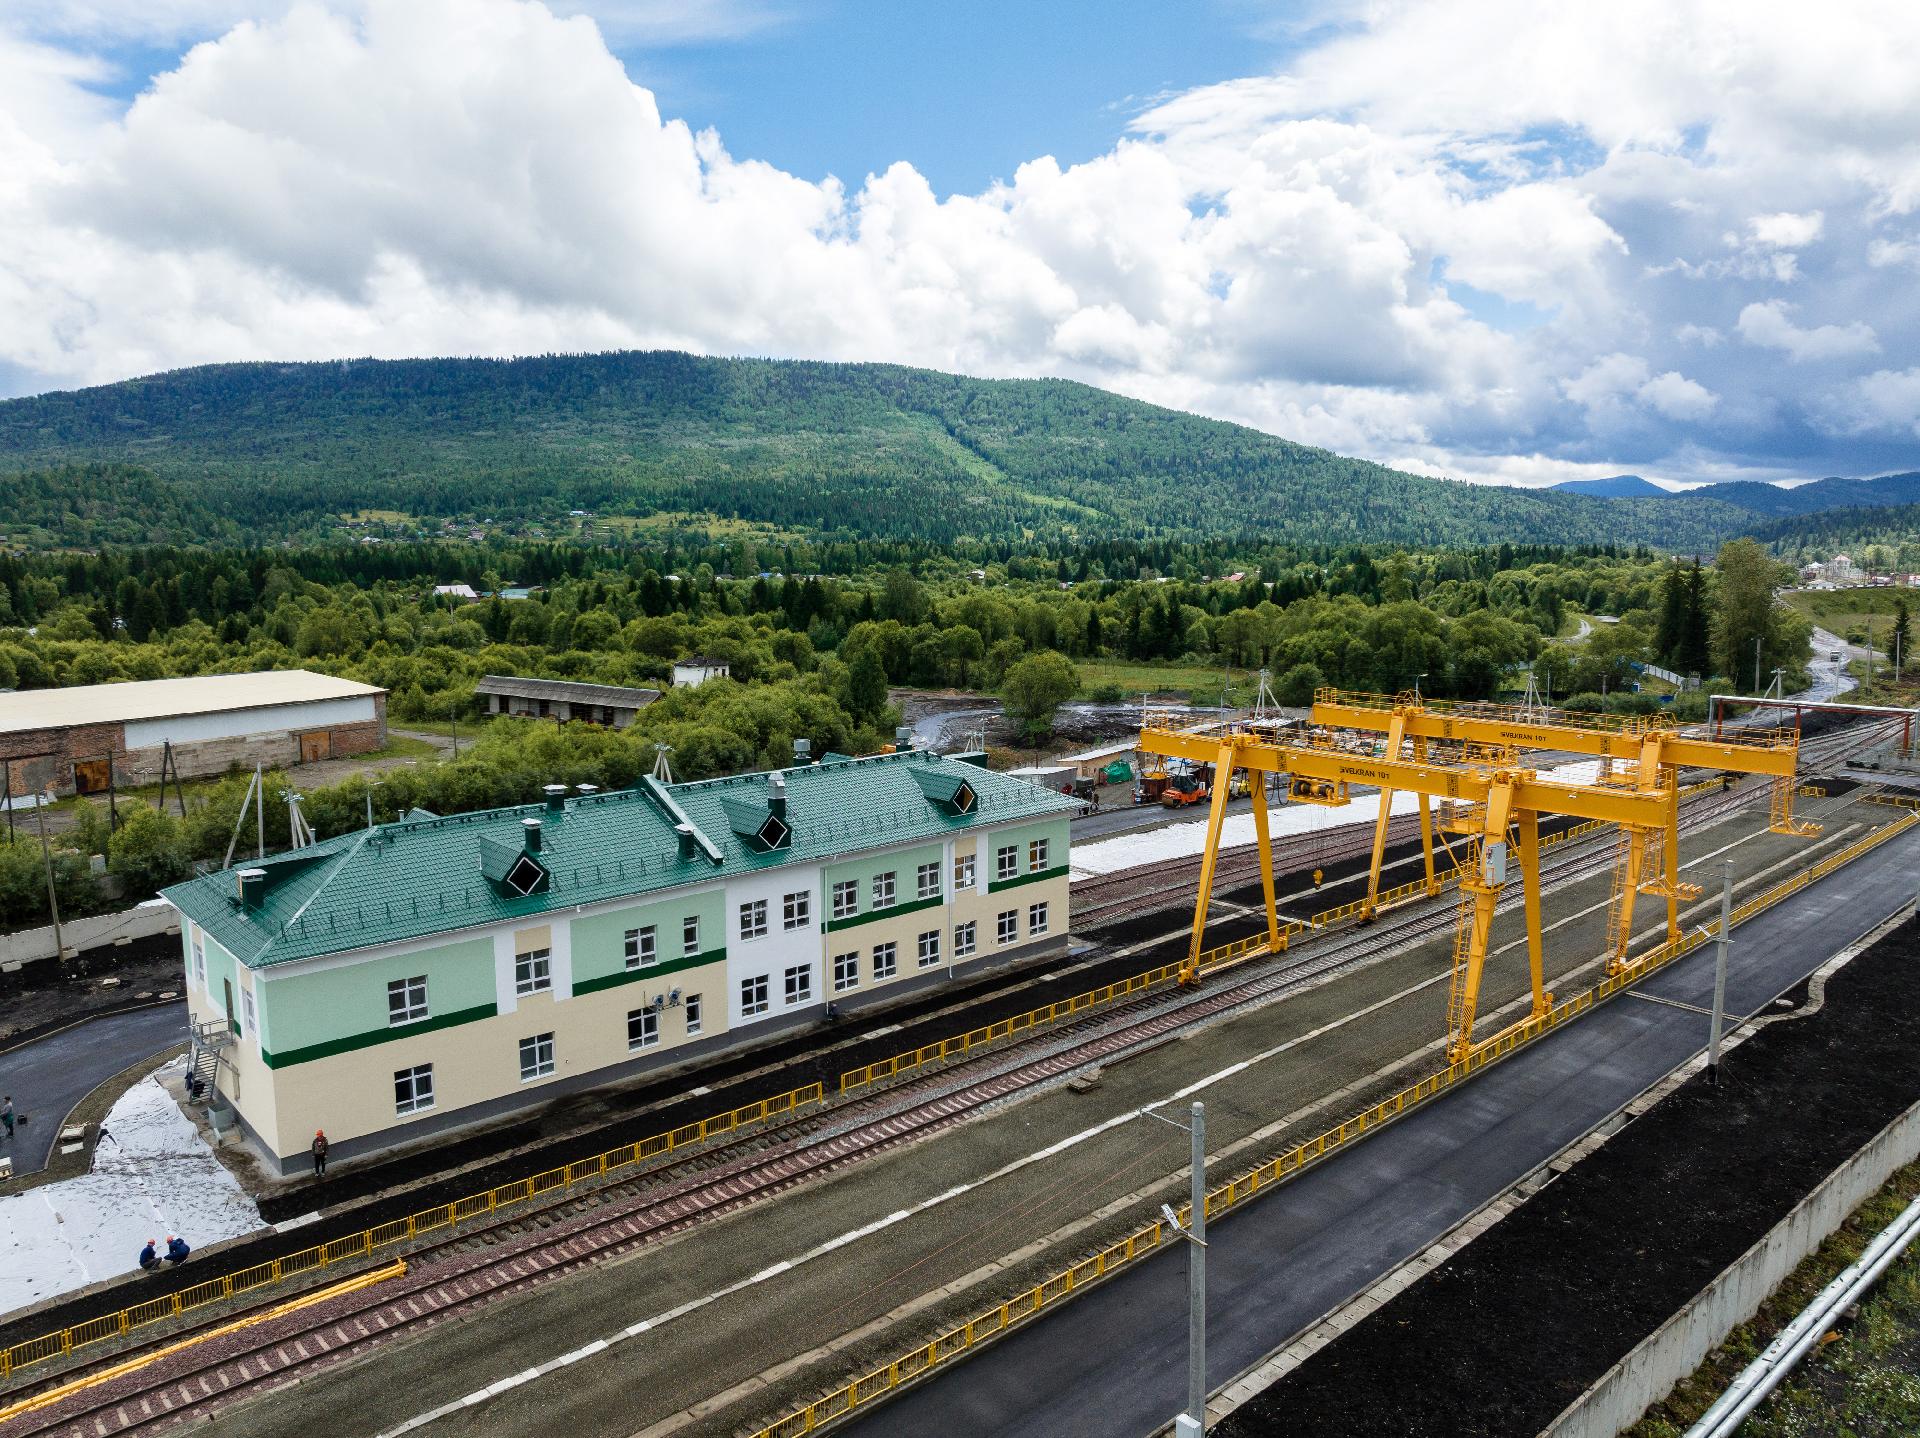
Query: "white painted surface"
123 694 376 749
0 670 381 736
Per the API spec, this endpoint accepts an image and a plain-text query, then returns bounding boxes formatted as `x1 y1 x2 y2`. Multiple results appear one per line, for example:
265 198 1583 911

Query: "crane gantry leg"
1249 770 1283 954
1182 742 1240 983
1414 734 1439 897
1361 711 1409 919
1518 808 1549 1020
1444 777 1517 1062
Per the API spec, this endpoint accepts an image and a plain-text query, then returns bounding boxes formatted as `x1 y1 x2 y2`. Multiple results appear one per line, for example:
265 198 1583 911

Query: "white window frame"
954 921 976 958
515 949 552 996
833 952 859 992
953 853 975 890
628 1008 659 1051
831 879 858 920
624 926 656 970
387 974 428 1026
241 987 257 1037
1030 838 1049 872
916 862 941 901
997 909 1018 945
996 845 1018 881
685 992 704 1035
784 963 813 1006
1029 901 1050 936
872 941 898 980
519 1031 556 1081
783 890 811 931
872 871 896 909
739 899 769 941
917 929 941 969
192 930 207 987
682 915 701 958
740 974 770 1017
394 1063 434 1115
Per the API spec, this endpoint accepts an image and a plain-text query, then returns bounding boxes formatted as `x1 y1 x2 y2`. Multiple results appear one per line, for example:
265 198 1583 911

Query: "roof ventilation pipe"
237 867 267 909
793 738 811 765
675 823 697 859
522 818 543 851
575 783 599 797
768 773 788 819
543 784 568 813
894 726 914 751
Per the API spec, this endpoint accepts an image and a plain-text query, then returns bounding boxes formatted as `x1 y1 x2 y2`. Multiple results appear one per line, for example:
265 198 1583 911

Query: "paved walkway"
0 1004 187 1177
849 825 1920 1437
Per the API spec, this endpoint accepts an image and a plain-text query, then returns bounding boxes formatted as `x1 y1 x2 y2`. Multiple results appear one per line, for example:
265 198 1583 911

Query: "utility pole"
1154 1100 1209 1437
1753 635 1762 694
451 703 460 759
34 795 65 963
1709 859 1731 1083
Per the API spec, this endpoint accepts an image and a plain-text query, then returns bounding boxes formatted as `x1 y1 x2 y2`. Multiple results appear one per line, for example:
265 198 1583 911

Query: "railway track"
11 723 1901 1436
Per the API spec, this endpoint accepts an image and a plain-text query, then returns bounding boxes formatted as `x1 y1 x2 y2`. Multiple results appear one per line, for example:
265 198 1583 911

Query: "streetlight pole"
1153 1100 1209 1437
1753 634 1762 694
1415 671 1427 702
1709 859 1731 1083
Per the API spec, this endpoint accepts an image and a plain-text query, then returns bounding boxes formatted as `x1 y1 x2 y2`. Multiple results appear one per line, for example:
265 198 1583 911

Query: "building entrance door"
298 731 331 764
223 978 238 1036
72 758 112 794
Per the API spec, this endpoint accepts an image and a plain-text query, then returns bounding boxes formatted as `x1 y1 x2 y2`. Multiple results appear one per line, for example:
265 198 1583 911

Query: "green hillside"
0 351 1789 549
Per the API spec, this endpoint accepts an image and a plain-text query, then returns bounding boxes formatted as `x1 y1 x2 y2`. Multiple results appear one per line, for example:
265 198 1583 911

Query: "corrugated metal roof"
473 675 662 708
0 670 384 736
163 750 1078 969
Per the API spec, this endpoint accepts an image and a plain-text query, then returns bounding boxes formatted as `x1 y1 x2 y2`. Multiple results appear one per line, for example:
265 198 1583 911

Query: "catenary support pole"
1709 858 1731 1082
35 795 64 963
1187 1100 1207 1436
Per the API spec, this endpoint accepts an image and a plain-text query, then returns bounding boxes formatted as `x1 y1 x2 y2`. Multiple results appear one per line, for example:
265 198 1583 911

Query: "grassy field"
1782 587 1915 646
1072 659 1266 707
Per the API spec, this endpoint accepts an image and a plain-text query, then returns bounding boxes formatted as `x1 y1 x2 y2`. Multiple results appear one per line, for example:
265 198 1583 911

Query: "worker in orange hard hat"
312 1128 329 1179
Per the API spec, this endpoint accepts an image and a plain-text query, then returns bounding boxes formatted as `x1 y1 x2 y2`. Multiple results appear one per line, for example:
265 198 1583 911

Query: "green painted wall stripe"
824 893 944 933
261 1003 498 1070
571 947 726 996
988 864 1071 894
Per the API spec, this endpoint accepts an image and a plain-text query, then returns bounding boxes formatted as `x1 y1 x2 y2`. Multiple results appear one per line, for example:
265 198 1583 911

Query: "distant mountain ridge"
0 352 1911 550
1549 474 1667 498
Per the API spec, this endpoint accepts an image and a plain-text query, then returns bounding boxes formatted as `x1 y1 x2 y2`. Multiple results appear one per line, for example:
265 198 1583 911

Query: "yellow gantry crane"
1141 689 1816 1063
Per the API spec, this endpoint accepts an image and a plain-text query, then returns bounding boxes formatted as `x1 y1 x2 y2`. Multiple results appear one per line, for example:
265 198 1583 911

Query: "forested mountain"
1549 474 1666 498
0 352 1902 550
1675 472 1920 517
1752 502 1920 568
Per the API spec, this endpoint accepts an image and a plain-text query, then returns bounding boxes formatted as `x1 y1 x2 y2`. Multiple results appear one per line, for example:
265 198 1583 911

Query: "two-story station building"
161 747 1077 1174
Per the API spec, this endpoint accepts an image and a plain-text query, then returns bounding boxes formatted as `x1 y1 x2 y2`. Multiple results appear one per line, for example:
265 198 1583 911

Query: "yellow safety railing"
0 1079 824 1385
1865 791 1920 811
750 808 1919 1438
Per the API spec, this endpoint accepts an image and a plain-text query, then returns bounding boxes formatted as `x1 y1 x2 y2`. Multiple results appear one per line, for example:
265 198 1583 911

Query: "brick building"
0 670 387 803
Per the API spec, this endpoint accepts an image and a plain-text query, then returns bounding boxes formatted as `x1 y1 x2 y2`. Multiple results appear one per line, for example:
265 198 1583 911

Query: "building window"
784 890 811 931
515 949 552 996
395 1063 435 1115
683 916 701 958
191 931 206 986
872 942 898 980
996 845 1018 881
1030 838 1049 872
1029 902 1050 936
997 909 1018 945
916 862 941 901
388 975 428 1025
917 930 941 969
624 926 656 969
685 993 704 1035
740 974 770 1016
872 871 896 909
832 880 858 920
740 899 769 941
628 1008 659 1051
784 964 813 1006
833 952 859 992
954 921 976 958
241 988 257 1036
519 1032 556 1080
953 854 975 891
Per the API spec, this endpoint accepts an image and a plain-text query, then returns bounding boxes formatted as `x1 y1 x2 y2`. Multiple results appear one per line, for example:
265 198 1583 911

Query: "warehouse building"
162 746 1077 1173
0 670 386 803
473 675 662 727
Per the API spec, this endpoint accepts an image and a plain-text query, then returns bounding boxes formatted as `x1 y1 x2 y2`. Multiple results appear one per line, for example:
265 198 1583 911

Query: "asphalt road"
850 826 1920 1438
0 1002 187 1175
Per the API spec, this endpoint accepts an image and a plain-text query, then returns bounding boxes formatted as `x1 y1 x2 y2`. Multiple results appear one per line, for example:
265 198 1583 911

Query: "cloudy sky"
4 0 1919 488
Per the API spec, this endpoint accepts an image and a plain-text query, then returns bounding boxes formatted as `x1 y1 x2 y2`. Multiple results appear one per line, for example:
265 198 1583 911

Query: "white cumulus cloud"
1736 300 1880 361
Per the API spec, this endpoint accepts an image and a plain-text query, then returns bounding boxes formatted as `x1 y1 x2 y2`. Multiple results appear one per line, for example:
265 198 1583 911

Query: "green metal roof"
163 750 1079 970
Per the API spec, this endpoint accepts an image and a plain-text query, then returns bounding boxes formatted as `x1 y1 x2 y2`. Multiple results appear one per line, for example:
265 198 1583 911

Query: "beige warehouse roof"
0 670 384 736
